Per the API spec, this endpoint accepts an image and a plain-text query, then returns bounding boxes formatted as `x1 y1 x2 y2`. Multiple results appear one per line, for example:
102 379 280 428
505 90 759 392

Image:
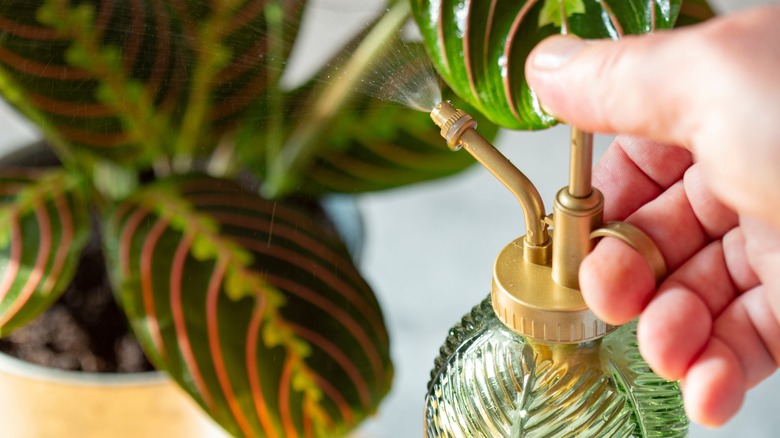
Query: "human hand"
525 6 780 428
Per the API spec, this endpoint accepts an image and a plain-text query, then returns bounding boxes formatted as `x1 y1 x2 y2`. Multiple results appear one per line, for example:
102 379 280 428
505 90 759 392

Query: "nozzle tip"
429 101 477 150
430 100 456 128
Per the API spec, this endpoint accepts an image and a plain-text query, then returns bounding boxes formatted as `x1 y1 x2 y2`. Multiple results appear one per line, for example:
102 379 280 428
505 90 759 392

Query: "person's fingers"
582 176 708 325
664 242 739 317
580 238 654 325
582 162 739 324
626 234 779 427
594 136 692 221
582 184 705 324
681 338 745 427
635 237 759 380
637 287 711 380
722 228 760 293
742 217 780 325
625 165 737 272
683 166 738 239
713 286 780 389
620 182 704 270
678 287 780 427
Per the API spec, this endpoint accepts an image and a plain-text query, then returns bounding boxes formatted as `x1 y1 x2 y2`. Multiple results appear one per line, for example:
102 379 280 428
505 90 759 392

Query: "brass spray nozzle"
430 101 551 265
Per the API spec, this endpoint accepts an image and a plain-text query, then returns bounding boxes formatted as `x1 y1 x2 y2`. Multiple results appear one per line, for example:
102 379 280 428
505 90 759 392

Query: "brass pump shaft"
430 101 551 264
569 128 593 198
551 127 604 288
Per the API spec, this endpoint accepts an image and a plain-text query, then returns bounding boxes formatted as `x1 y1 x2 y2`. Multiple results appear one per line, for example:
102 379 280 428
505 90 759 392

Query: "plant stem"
173 1 240 158
263 1 411 198
264 0 287 171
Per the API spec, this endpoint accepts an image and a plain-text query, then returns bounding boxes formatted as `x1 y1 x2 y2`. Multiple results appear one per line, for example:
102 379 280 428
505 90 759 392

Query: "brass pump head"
430 101 666 344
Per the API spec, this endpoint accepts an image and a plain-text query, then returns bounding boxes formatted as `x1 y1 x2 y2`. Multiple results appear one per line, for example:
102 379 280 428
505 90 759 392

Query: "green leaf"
411 0 683 130
539 0 586 28
102 175 392 438
0 168 91 336
0 0 308 164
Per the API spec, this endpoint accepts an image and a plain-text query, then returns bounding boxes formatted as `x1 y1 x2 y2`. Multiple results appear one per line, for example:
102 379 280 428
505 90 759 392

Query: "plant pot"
0 141 227 437
0 141 365 437
0 352 227 437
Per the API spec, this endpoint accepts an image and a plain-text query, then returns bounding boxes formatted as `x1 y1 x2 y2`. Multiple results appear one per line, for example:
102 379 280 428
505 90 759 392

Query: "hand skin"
525 6 780 428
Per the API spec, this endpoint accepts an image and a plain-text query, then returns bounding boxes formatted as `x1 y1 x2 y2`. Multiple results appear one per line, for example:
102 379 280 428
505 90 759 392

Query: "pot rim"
0 350 167 387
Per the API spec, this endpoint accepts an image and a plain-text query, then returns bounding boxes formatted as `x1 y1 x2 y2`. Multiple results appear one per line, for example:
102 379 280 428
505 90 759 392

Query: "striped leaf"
300 92 499 194
0 0 305 163
0 168 91 336
103 175 392 438
411 0 683 130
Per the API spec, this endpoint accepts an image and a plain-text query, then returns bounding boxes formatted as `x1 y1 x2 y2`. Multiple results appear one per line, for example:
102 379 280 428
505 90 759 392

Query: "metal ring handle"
590 222 667 282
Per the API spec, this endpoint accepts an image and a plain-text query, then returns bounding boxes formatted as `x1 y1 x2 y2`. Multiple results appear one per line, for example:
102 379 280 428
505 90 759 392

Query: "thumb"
525 31 705 149
525 6 780 231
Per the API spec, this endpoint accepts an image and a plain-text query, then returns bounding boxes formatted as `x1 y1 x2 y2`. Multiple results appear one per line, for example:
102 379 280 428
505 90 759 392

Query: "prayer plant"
0 0 713 436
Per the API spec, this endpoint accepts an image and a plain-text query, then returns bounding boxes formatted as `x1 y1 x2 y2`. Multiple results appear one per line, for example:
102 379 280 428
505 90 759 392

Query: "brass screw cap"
491 237 616 344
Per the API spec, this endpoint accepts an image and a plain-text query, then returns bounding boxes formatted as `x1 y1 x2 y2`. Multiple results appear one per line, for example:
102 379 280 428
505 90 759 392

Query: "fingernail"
532 36 586 70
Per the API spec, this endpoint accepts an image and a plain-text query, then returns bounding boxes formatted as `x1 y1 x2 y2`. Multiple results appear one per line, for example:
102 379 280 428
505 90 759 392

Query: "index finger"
595 136 692 221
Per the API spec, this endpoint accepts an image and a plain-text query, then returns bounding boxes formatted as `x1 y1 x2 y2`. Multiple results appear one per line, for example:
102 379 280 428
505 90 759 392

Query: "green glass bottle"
424 297 688 437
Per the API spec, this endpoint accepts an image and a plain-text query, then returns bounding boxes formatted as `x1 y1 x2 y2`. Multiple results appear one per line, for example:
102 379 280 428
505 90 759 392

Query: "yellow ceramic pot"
0 351 227 438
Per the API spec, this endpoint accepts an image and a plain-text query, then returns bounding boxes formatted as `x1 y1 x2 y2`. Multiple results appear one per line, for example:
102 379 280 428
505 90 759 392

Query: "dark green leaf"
103 175 392 437
411 0 683 130
0 168 91 336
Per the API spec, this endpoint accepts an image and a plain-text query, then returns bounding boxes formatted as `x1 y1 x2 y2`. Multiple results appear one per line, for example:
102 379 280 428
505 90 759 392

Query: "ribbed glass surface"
425 298 688 437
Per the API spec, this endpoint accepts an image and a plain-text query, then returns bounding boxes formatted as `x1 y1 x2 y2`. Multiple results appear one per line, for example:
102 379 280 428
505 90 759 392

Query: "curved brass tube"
430 101 550 264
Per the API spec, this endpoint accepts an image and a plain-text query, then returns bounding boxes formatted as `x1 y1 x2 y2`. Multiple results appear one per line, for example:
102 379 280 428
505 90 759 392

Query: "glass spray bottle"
424 101 688 437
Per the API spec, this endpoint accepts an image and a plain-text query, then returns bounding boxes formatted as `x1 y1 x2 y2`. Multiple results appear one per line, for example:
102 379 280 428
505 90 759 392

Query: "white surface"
1 0 779 436
0 103 38 151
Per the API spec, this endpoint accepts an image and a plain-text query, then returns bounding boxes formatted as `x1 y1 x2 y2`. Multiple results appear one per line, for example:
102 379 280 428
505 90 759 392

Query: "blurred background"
0 0 777 436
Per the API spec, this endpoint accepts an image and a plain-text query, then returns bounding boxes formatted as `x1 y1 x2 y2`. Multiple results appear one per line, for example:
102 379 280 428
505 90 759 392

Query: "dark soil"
0 234 154 373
